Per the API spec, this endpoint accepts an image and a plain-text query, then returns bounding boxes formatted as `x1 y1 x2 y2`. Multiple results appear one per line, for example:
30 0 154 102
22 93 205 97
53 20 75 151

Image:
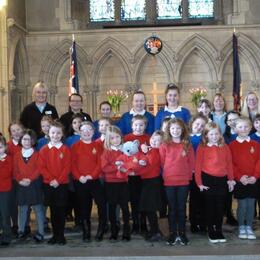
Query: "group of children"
0 94 260 247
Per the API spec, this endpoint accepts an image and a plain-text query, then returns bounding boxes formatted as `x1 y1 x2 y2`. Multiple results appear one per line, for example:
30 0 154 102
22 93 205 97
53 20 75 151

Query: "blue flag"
69 39 79 95
232 33 241 111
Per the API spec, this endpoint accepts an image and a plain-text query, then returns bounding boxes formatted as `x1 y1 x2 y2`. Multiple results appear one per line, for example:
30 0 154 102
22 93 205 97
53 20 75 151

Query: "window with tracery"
121 0 146 21
157 0 182 20
90 0 115 22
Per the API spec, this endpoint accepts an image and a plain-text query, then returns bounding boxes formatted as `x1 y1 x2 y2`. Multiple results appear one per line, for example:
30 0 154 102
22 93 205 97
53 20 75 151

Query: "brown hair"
132 90 146 102
234 116 252 129
99 101 112 110
197 99 211 110
19 129 37 147
49 120 65 138
104 125 123 150
131 115 148 127
41 116 53 124
189 113 208 132
201 122 225 146
8 121 24 136
212 93 227 112
164 118 190 152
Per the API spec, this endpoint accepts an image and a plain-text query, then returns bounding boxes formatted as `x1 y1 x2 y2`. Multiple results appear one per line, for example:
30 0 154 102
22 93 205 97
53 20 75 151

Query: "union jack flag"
69 38 79 96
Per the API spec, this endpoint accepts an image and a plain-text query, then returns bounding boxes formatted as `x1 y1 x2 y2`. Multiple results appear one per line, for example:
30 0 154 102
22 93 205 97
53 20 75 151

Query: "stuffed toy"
115 140 147 177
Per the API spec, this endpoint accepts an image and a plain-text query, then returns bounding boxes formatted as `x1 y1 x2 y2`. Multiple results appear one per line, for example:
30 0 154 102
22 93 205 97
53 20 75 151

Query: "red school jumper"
195 144 234 186
0 155 13 192
159 142 195 186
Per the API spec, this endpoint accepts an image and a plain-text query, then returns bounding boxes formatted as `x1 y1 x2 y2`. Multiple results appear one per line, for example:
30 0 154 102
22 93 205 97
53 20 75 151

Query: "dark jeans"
50 205 66 239
0 191 12 243
165 185 189 233
146 211 159 234
75 180 106 225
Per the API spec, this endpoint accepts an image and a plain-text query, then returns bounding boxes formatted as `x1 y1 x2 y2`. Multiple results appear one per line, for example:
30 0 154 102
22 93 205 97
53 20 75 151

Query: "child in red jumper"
229 117 260 240
7 121 24 236
14 129 44 242
195 122 235 243
71 121 106 242
124 114 150 234
140 130 164 242
39 121 71 245
101 126 131 241
159 118 195 246
0 136 12 246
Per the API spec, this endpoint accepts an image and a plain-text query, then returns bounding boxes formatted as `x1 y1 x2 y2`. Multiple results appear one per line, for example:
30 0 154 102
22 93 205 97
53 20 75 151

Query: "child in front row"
140 130 164 242
39 121 71 245
195 122 235 243
71 121 106 242
14 129 44 242
229 117 260 240
0 136 13 246
159 118 195 246
124 115 150 234
101 126 131 241
189 114 208 233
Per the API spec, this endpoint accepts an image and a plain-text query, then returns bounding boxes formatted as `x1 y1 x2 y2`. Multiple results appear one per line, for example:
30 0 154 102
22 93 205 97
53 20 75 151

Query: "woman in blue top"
117 90 154 135
155 84 191 130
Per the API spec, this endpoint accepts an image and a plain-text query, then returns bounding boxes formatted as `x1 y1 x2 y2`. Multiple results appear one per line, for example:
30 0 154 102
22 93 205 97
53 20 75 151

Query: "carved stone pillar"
114 0 121 25
182 0 189 23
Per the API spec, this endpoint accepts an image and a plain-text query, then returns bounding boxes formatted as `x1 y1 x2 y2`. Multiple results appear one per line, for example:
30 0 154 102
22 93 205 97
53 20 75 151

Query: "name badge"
45 110 52 115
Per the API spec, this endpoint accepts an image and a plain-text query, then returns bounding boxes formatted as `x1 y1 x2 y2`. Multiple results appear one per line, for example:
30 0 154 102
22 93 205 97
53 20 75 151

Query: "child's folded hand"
79 176 87 184
50 179 59 188
227 180 236 192
240 175 248 185
247 176 256 184
85 175 93 181
198 185 209 192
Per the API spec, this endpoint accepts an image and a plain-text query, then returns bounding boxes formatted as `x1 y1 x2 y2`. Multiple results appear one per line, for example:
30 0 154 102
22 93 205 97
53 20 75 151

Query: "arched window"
90 0 115 22
120 0 146 21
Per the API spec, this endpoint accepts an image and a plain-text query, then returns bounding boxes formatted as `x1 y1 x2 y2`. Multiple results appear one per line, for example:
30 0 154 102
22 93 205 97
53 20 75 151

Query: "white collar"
190 133 201 137
12 139 19 145
129 108 146 116
0 153 7 161
100 134 105 141
255 132 260 137
111 145 121 151
207 143 219 147
236 136 250 143
22 148 34 158
48 142 63 149
164 106 182 113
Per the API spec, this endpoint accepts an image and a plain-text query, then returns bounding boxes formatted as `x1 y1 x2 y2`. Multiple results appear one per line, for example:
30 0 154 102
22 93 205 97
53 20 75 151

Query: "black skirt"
234 181 258 199
201 172 227 197
17 177 43 206
43 183 68 207
139 177 161 212
105 182 129 205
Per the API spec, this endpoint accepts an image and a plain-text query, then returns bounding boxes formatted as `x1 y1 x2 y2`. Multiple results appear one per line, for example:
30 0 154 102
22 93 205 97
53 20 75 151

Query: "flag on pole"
232 32 241 111
69 35 79 96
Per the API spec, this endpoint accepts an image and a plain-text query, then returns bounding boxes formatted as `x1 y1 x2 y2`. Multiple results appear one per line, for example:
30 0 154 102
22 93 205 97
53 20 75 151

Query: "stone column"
0 4 11 136
114 0 121 25
182 0 189 22
146 0 156 24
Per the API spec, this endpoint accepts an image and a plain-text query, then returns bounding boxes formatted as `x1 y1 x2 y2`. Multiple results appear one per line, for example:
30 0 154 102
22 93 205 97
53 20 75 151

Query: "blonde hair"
32 81 48 100
202 122 225 146
104 126 123 150
212 93 227 112
241 92 260 117
163 118 190 152
234 116 252 129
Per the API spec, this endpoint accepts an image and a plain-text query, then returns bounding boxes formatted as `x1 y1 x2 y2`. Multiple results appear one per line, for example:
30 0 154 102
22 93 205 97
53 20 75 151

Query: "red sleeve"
225 145 234 181
39 147 52 183
71 143 81 180
57 146 71 184
101 150 118 173
187 145 195 180
159 144 166 167
91 143 102 179
254 144 260 178
195 145 204 186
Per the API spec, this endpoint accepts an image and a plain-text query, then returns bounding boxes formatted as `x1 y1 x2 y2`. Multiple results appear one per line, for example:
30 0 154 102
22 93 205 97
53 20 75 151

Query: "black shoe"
216 232 226 243
82 220 91 242
17 232 29 241
147 232 162 242
166 232 178 245
179 232 189 245
190 225 200 233
226 215 238 226
57 236 66 245
33 233 44 243
208 231 218 243
0 241 10 246
47 236 57 244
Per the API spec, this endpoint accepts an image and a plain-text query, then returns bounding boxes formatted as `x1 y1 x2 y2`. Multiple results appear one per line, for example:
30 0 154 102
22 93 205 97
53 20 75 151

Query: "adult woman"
241 92 260 122
60 93 92 137
155 84 191 130
117 90 154 135
20 81 59 137
210 93 227 134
